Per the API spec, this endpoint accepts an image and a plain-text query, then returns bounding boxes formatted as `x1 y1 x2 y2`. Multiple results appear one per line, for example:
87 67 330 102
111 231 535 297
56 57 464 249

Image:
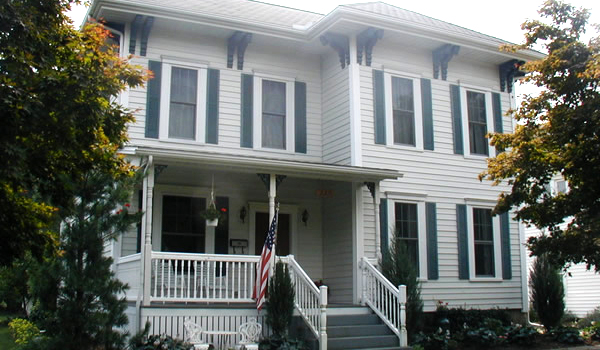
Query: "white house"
525 178 600 318
88 0 543 348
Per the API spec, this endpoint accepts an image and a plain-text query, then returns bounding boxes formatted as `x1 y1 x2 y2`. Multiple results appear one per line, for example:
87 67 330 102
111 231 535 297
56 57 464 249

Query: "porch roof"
130 146 402 182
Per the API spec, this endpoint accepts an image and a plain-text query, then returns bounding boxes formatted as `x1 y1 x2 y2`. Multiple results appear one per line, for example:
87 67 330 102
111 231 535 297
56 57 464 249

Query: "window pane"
262 80 286 149
162 195 206 253
169 67 197 139
467 91 488 155
473 208 494 276
395 202 419 271
392 77 415 145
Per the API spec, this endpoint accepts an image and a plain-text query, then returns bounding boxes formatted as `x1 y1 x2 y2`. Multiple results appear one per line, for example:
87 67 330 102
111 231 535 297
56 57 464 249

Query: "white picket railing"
285 255 327 350
360 257 407 347
150 252 260 303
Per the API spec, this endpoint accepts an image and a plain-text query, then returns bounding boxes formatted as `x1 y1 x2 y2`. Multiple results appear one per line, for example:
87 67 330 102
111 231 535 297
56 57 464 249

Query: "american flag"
253 207 279 311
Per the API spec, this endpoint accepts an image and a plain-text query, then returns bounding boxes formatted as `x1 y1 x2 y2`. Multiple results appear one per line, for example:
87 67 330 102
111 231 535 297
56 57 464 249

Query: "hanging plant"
201 202 221 221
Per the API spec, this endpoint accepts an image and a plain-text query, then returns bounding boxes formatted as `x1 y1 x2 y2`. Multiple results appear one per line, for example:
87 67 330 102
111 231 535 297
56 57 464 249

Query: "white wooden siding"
126 19 323 163
322 181 354 303
321 52 351 165
359 41 523 311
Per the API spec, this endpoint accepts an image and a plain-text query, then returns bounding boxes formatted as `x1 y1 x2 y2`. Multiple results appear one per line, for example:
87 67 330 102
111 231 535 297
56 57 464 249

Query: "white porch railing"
359 257 407 347
150 252 259 303
285 255 327 350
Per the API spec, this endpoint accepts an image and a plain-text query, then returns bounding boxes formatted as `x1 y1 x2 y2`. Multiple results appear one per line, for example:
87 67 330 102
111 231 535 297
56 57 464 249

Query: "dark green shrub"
529 254 565 330
128 322 192 350
265 262 295 337
550 326 584 344
413 329 457 350
380 238 423 340
432 304 512 334
258 334 307 350
504 324 538 345
464 327 500 347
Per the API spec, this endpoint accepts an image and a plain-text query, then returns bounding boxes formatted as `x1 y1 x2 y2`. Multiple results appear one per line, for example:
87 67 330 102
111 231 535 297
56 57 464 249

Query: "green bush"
413 329 457 350
8 318 39 345
265 262 295 338
258 335 307 350
504 324 538 345
550 326 584 345
380 238 423 341
582 323 600 341
128 322 192 350
432 304 512 334
529 254 565 330
578 306 600 328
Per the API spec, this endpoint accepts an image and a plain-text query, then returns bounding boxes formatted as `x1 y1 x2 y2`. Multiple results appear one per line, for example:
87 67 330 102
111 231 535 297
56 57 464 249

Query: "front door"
254 212 290 256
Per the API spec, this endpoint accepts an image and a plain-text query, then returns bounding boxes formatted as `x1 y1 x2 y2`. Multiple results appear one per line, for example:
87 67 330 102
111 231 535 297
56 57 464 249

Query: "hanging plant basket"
206 218 219 227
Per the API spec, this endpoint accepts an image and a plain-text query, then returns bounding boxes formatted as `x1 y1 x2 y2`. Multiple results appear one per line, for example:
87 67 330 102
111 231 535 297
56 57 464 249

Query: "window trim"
158 58 208 143
384 70 423 150
459 85 494 158
465 201 502 281
386 194 428 280
252 74 295 153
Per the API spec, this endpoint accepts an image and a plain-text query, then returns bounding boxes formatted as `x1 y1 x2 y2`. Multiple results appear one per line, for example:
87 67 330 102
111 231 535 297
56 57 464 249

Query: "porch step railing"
285 255 327 350
150 252 259 303
359 257 407 347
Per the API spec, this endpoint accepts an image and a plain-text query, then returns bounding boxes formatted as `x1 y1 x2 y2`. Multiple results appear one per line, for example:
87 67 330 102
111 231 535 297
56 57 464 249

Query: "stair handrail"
284 255 327 350
359 257 407 347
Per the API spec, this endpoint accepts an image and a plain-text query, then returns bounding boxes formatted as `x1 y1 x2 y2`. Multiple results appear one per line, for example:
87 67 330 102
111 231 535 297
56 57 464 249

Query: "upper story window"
391 77 416 146
261 79 287 149
169 67 198 140
466 91 489 156
458 87 494 157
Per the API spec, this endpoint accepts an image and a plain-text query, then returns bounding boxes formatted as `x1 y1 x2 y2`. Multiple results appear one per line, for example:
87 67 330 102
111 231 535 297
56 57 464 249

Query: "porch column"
374 182 381 260
268 174 276 274
142 156 155 306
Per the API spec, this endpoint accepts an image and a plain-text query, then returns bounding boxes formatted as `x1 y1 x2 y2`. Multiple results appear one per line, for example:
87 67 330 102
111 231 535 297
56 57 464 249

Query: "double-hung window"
158 59 208 142
459 87 494 157
253 75 294 151
385 72 423 148
387 198 427 278
466 205 502 279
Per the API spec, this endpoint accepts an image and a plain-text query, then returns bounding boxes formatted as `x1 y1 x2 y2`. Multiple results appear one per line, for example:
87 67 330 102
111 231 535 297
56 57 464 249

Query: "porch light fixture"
301 209 309 226
240 206 247 223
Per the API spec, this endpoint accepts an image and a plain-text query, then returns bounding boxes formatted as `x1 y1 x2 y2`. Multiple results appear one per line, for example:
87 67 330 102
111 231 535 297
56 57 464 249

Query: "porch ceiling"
132 146 402 182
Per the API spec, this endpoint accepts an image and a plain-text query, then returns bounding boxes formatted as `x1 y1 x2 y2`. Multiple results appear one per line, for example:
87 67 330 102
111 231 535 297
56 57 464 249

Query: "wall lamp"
240 206 247 223
301 209 309 226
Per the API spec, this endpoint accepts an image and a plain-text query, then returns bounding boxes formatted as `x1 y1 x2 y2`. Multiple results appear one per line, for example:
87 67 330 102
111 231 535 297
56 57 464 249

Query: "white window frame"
253 73 295 152
459 85 494 158
158 57 208 143
384 70 423 150
386 192 428 280
464 199 502 281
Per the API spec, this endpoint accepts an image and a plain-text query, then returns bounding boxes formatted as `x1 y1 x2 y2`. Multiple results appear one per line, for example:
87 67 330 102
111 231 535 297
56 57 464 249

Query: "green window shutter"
456 204 469 279
380 199 389 254
426 202 439 280
421 78 434 150
145 60 161 138
373 70 386 145
492 92 503 133
295 81 307 153
450 84 463 155
241 74 253 148
500 212 512 280
206 69 220 144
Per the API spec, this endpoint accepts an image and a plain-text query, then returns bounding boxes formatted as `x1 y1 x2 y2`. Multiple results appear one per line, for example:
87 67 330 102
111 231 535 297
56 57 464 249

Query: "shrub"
504 324 538 345
433 304 512 334
529 254 565 330
578 306 600 328
265 262 295 338
128 322 192 350
550 326 584 345
464 327 499 347
380 238 423 340
582 323 600 341
258 335 307 350
413 329 457 350
8 318 40 345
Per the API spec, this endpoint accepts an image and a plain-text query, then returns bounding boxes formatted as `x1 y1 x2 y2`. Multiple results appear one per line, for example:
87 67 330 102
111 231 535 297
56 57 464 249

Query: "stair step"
328 313 381 326
328 334 399 349
328 324 393 338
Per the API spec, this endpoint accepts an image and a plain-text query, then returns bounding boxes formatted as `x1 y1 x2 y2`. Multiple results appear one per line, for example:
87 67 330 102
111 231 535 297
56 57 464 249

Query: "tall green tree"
529 254 565 330
28 170 143 350
0 0 146 266
481 0 600 271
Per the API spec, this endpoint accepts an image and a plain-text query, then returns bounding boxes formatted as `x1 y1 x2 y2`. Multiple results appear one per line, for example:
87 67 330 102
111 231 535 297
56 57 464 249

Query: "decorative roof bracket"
129 14 144 55
499 59 526 93
227 31 253 70
364 182 376 198
257 174 287 191
433 44 460 80
139 16 154 57
356 27 383 66
320 32 350 69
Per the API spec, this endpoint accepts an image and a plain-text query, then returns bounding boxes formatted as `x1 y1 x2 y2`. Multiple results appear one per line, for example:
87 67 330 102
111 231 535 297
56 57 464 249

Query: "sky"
66 0 600 99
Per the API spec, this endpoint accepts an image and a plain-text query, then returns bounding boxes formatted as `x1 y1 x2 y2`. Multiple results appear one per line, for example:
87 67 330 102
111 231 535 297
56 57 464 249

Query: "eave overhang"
90 0 544 62
128 146 402 183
